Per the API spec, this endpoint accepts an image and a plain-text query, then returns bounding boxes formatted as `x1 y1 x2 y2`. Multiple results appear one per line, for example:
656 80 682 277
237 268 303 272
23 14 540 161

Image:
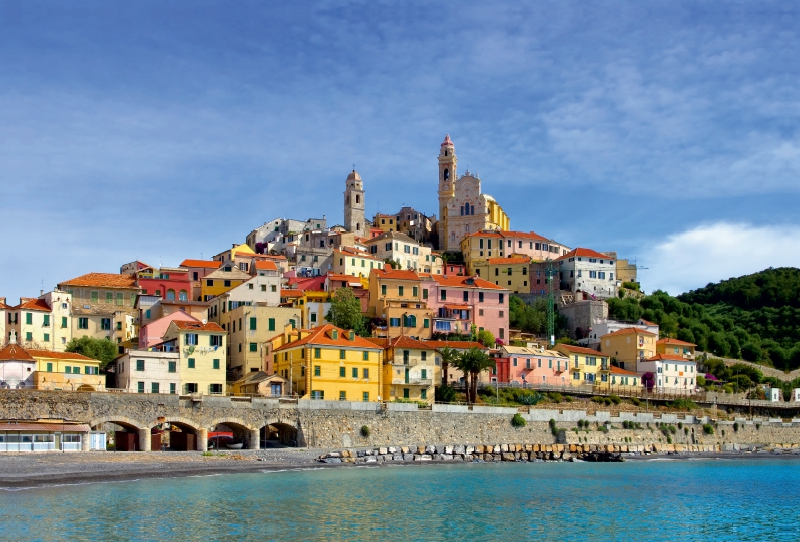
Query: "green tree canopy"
454 347 495 404
325 288 369 336
437 346 460 388
65 336 118 369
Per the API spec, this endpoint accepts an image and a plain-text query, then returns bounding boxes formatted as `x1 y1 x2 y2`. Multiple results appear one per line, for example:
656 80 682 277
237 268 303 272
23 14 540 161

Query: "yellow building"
163 320 227 395
332 248 385 278
472 256 532 294
600 327 657 373
272 324 383 401
200 265 250 301
366 336 438 404
656 338 696 361
367 266 434 339
553 344 610 387
0 337 105 391
372 213 398 233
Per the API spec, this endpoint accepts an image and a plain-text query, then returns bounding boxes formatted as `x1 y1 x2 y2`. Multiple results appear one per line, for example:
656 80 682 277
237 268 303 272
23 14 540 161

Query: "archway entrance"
91 419 143 451
159 420 200 451
208 422 255 450
261 422 299 448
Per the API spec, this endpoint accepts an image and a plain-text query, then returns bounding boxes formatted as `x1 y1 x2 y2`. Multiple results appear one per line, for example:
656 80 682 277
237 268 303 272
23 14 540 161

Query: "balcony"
392 378 432 386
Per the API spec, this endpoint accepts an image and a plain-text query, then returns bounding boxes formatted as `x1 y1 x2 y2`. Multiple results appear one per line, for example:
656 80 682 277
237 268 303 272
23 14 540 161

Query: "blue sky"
1 0 798 300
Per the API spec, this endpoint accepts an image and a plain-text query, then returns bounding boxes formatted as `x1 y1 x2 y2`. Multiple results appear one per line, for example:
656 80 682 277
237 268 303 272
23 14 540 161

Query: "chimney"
385 264 393 271
0 297 5 305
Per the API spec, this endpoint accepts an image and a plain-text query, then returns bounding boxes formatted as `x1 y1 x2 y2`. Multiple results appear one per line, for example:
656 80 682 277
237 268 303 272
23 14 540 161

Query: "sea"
1 459 798 540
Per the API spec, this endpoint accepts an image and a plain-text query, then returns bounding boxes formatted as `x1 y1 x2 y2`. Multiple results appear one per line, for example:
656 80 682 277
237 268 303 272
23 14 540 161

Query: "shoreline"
2 448 799 490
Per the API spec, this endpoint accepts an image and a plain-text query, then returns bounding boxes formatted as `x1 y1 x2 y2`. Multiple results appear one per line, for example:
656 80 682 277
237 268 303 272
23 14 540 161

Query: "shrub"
630 397 642 407
702 423 715 435
668 399 698 410
436 385 456 403
360 425 370 437
669 425 677 434
564 396 574 403
756 423 761 430
609 394 622 405
733 422 739 432
684 428 689 435
591 396 605 404
549 418 558 436
547 392 563 403
677 422 683 429
667 436 673 444
598 425 609 434
511 413 527 427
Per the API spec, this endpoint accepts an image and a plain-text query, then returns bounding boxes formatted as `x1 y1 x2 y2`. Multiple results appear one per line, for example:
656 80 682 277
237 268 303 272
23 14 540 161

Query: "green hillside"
607 268 800 370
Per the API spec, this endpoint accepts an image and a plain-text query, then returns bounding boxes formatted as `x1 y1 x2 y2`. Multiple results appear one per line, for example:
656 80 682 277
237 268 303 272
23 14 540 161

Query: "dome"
441 134 454 146
346 169 362 181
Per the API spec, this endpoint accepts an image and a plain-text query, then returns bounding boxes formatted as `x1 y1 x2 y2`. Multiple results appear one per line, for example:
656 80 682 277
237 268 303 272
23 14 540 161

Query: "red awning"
0 423 91 432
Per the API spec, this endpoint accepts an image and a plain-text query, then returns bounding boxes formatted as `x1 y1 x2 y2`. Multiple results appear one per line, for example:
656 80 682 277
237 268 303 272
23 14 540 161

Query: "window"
249 317 257 331
46 362 53 372
339 367 346 377
105 292 113 304
224 280 231 287
206 279 213 287
423 318 430 328
398 286 404 296
209 384 223 394
314 365 321 376
310 313 317 323
479 292 484 302
185 334 198 345
185 383 198 393
188 358 196 369
137 382 145 393
421 369 427 379
403 388 410 399
310 390 324 400
422 289 428 299
168 361 176 373
247 342 257 353
91 291 99 303
352 367 358 378
389 317 401 327
463 291 468 302
151 382 160 394
362 392 369 402
421 388 427 400
381 285 387 296
61 316 67 328
441 290 446 300
43 333 50 342
212 358 220 370
499 294 505 304
100 318 111 330
210 335 222 347
363 351 369 361
314 348 321 358
339 391 347 401
412 286 418 297
25 332 33 342
363 368 369 379
340 350 346 359
42 314 50 327
136 359 145 371
170 383 176 394
421 351 427 361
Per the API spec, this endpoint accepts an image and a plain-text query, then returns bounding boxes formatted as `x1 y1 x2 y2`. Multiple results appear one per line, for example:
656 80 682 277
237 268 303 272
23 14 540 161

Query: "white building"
364 231 435 273
580 318 660 348
637 354 697 393
245 216 328 255
555 248 620 299
114 350 181 394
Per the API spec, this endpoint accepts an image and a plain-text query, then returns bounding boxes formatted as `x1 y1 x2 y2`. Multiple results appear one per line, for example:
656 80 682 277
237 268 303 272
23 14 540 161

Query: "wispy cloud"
641 222 800 295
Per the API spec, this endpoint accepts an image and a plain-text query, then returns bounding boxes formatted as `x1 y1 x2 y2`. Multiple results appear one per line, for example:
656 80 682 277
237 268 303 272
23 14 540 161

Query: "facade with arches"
437 134 510 252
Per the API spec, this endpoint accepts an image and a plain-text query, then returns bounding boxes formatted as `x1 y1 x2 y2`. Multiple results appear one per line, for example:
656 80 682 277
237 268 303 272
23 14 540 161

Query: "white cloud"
641 222 800 295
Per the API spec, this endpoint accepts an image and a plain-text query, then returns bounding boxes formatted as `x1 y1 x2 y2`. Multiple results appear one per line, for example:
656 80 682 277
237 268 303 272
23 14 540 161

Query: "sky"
1 0 798 300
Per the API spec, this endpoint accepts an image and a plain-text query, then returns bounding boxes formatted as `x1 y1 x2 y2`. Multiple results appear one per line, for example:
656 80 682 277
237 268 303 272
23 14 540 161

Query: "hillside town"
2 135 701 407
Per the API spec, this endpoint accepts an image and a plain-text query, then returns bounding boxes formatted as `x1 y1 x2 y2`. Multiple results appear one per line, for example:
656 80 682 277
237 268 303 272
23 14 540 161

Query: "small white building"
363 231 434 273
115 350 180 395
580 318 660 348
768 388 782 402
555 248 620 299
636 354 698 392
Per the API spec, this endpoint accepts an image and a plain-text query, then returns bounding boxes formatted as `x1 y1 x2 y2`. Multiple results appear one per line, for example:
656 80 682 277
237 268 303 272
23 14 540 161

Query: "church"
437 134 510 252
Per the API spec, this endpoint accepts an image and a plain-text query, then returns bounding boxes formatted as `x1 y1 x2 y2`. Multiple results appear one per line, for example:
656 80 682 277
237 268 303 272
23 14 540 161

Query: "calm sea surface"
1 459 799 541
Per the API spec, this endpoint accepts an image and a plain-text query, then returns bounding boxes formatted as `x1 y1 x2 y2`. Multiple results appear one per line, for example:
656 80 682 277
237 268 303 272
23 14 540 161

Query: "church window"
444 168 449 181
356 223 360 230
460 205 464 216
356 195 360 204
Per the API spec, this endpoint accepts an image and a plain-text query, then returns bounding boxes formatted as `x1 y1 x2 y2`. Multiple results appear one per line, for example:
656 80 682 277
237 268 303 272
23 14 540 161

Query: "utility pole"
546 259 557 347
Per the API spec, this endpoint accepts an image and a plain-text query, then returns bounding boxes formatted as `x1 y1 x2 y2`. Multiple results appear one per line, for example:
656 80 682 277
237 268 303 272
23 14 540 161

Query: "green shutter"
339 367 345 377
268 318 276 331
213 359 220 369
25 313 32 325
250 317 257 330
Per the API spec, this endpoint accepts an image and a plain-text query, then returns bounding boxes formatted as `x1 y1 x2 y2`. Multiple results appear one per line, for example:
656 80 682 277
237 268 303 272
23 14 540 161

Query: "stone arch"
89 416 147 452
207 417 258 449
258 418 305 448
148 416 203 451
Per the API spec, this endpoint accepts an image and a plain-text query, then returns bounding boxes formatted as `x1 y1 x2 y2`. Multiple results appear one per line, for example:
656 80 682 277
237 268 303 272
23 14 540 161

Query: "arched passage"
206 418 258 450
148 417 203 451
259 420 303 448
90 416 147 452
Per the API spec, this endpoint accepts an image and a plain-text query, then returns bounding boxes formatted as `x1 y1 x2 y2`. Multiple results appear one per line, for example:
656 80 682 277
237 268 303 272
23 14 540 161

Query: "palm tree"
438 346 459 388
455 347 496 403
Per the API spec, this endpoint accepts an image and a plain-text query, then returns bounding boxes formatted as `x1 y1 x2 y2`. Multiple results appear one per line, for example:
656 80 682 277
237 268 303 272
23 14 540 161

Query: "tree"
477 329 495 348
65 336 118 369
454 347 495 404
326 288 369 336
438 346 460 388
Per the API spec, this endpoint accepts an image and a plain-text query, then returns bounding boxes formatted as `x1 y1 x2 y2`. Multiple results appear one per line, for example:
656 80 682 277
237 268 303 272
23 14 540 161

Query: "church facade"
437 134 510 252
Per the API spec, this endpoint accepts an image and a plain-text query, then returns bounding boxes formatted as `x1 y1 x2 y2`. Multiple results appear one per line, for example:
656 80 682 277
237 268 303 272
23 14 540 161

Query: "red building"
135 266 193 302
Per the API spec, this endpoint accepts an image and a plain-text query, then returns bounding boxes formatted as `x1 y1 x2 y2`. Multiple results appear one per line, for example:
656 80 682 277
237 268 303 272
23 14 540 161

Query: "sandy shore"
2 448 797 489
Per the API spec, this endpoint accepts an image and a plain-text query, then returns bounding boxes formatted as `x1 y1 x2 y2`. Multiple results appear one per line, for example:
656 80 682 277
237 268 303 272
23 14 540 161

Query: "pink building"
135 266 193 302
500 345 571 387
422 275 510 342
138 311 199 348
180 259 222 301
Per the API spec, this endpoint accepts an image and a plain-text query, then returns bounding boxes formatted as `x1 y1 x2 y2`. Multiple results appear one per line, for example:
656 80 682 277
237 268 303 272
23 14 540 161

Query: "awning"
444 304 470 310
0 422 91 432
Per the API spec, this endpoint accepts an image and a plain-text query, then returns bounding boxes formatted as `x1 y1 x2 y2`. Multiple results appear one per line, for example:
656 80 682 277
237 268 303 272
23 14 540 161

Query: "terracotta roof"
499 230 550 241
159 299 209 306
280 289 303 298
26 349 96 362
602 327 656 338
0 343 36 362
365 230 417 245
205 267 251 280
610 366 639 376
657 338 696 346
334 248 383 261
486 257 531 265
274 324 383 352
0 423 90 432
170 321 224 332
372 267 421 281
432 275 505 290
326 273 364 283
180 259 223 269
59 273 138 289
639 319 658 326
554 344 605 356
463 232 503 239
556 248 613 262
646 354 694 362
255 261 278 271
17 298 51 312
421 340 488 350
365 336 438 350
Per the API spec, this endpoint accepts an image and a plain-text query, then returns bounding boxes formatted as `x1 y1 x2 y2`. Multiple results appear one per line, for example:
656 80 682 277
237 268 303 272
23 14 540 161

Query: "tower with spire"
344 169 365 235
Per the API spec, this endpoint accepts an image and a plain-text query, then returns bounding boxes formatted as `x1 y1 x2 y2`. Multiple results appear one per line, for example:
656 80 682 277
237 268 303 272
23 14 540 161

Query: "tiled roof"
602 327 656 338
421 340 488 350
372 267 421 281
610 366 639 375
59 273 138 289
327 273 364 283
254 261 278 271
639 319 658 326
657 338 696 346
0 343 36 362
26 349 96 362
365 336 438 350
556 248 613 262
432 275 505 290
334 247 382 261
205 267 251 280
274 324 383 352
463 232 503 239
180 259 223 269
646 354 694 362
487 257 531 265
365 230 417 245
554 344 605 356
170 321 224 332
280 290 304 298
17 298 51 312
159 299 209 306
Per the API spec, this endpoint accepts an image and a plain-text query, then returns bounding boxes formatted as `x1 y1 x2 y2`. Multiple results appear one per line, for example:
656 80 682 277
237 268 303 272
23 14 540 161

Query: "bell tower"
344 169 365 235
438 134 457 248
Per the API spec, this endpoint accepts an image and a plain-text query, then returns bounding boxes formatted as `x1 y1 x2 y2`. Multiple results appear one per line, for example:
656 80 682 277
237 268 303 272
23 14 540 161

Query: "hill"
607 268 800 371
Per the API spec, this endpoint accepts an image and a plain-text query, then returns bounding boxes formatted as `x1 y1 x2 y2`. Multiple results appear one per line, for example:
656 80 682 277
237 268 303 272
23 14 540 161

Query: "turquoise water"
1 459 799 540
